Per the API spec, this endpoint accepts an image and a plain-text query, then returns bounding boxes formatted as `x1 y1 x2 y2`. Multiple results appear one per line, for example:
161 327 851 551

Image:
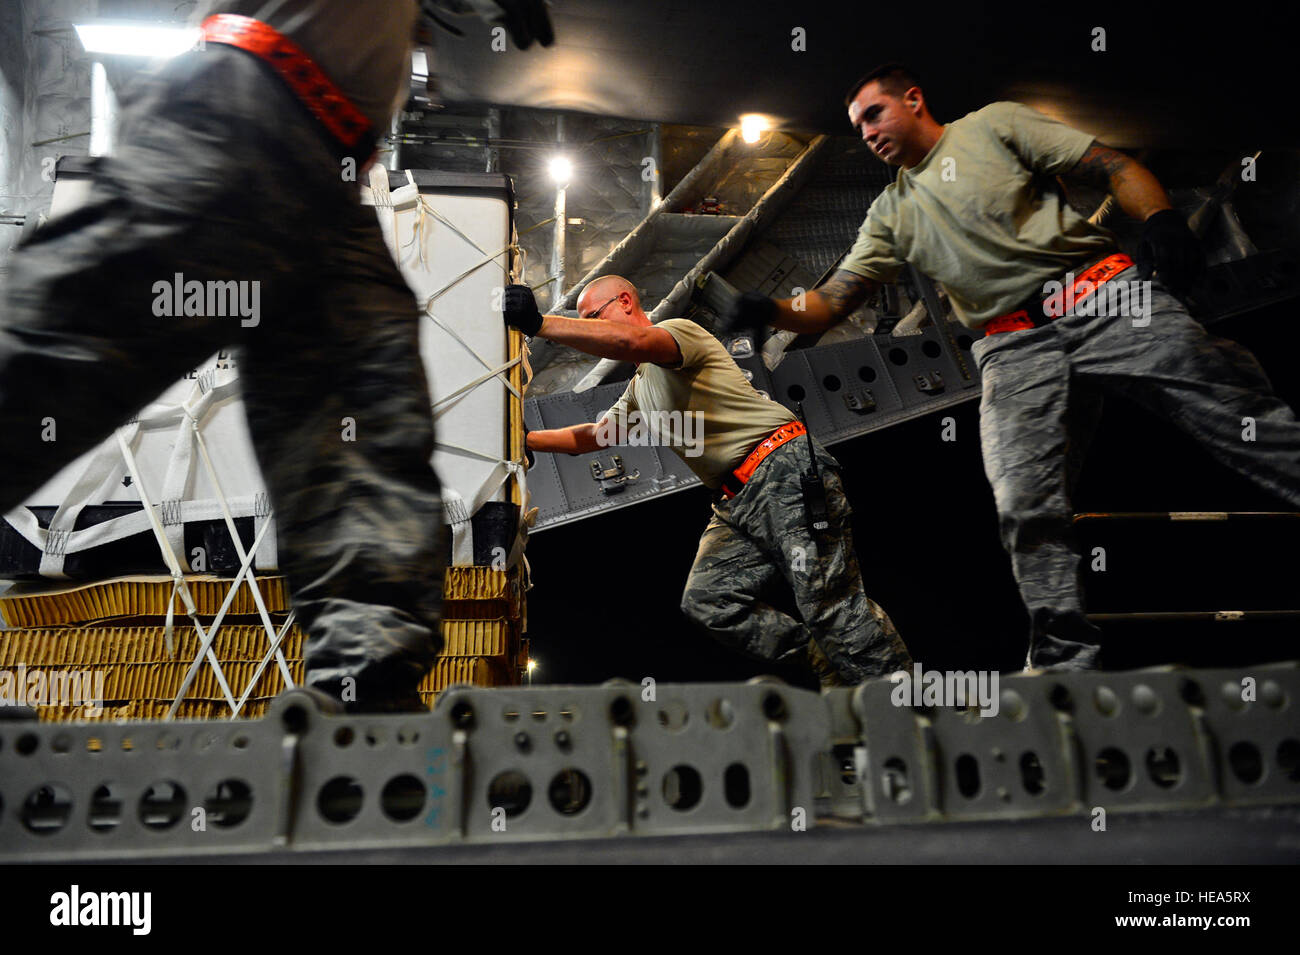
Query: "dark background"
429 1 1298 150
525 300 1300 687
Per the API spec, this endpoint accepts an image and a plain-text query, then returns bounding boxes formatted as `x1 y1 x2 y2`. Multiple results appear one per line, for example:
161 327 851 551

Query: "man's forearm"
1109 160 1172 222
1068 142 1172 222
770 269 878 334
535 315 649 362
528 422 603 454
771 291 842 334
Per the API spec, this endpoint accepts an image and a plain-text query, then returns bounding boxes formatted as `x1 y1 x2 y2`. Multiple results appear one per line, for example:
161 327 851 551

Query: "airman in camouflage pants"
681 438 912 685
973 267 1300 669
0 46 445 711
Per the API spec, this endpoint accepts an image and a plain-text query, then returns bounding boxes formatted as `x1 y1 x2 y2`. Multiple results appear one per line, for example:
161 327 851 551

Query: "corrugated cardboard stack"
0 567 526 721
437 564 529 701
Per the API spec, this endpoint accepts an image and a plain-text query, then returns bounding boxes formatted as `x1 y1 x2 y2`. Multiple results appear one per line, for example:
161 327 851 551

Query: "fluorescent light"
740 114 769 144
75 23 199 58
89 62 116 157
548 156 573 185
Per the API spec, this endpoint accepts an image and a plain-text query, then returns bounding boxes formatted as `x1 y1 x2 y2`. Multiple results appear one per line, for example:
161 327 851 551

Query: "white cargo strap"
437 450 528 568
246 490 276 575
430 355 522 413
408 199 487 271
164 514 276 720
367 165 419 255
114 429 238 712
426 315 522 407
188 410 294 690
423 243 515 307
27 420 141 578
442 489 474 566
231 609 295 719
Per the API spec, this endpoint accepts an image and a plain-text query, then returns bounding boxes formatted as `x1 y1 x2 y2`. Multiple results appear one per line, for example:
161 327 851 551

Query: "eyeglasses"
582 295 620 319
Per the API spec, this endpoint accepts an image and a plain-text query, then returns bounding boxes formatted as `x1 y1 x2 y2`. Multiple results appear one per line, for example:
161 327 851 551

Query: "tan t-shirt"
194 0 416 132
601 319 796 489
840 101 1118 328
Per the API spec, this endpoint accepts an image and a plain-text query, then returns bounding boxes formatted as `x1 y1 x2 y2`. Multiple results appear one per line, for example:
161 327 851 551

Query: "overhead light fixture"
740 114 769 144
74 22 199 58
548 156 573 185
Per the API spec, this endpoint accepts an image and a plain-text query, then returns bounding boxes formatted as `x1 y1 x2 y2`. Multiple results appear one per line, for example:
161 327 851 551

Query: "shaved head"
579 275 640 315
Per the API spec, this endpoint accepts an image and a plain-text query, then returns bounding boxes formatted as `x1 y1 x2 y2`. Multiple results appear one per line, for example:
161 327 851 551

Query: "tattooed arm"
769 269 881 334
1062 141 1172 222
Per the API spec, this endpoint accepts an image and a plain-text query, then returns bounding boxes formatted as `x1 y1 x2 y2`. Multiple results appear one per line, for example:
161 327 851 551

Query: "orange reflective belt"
983 252 1135 337
720 421 807 500
199 14 375 153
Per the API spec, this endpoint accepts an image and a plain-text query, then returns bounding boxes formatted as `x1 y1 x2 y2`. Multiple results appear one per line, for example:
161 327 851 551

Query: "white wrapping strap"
115 429 238 712
189 411 293 688
157 414 193 569
368 163 393 207
442 488 475 566
422 242 514 307
430 354 522 415
114 427 192 651
29 420 140 578
3 494 272 560
369 164 420 263
408 194 489 267
230 610 296 719
252 491 277 579
164 515 275 720
368 164 399 257
425 308 522 399
500 459 529 572
437 453 530 570
156 369 236 568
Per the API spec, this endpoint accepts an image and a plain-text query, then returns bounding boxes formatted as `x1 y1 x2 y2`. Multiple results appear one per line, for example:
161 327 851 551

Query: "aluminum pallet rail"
2 662 1297 862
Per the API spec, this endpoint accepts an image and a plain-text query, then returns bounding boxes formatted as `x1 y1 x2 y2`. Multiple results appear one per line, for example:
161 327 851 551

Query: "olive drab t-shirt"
601 319 797 489
839 101 1119 328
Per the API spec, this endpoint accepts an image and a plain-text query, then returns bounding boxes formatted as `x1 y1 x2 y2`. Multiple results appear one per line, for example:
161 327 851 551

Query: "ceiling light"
74 23 199 58
548 156 573 185
740 114 769 144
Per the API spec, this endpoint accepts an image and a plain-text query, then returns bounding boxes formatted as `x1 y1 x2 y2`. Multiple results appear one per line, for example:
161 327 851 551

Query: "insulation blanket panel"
364 169 515 542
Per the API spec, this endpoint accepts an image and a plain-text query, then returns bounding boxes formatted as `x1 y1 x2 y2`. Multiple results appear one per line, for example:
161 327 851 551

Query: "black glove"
503 284 544 336
490 0 554 49
718 291 777 337
425 0 554 49
1135 209 1205 298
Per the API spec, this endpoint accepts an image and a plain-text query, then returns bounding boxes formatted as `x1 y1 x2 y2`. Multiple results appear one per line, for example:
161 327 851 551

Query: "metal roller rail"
1 664 1297 861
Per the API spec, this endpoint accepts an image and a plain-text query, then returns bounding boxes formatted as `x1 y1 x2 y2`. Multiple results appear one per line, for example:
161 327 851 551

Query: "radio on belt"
795 403 829 534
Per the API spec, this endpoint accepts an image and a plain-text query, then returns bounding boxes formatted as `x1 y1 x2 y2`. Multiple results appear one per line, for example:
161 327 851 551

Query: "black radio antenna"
795 402 820 479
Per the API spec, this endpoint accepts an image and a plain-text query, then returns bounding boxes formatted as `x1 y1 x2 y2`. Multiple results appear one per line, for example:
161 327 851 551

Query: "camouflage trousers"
681 438 912 684
0 47 446 708
972 266 1300 669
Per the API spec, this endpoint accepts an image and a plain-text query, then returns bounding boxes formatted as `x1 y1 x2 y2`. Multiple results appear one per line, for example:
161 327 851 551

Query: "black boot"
1026 610 1103 671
